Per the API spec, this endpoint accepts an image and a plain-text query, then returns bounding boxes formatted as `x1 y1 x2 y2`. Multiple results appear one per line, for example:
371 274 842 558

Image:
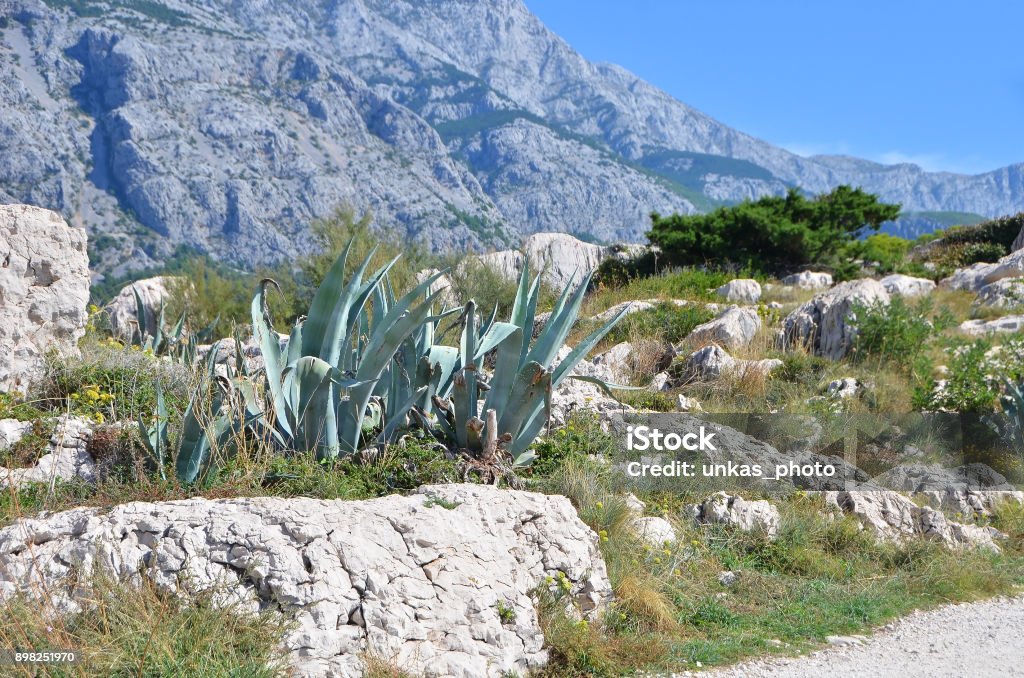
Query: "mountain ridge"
0 0 1021 275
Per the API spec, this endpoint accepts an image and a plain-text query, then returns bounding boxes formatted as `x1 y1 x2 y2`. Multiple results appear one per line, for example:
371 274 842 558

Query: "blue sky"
525 0 1024 174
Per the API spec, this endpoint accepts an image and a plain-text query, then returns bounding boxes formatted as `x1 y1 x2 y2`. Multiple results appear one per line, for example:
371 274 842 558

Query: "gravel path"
688 594 1024 677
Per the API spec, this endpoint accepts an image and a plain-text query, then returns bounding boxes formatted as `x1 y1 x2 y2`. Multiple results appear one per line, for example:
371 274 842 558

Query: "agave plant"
429 262 629 470
250 240 451 461
138 343 256 484
127 286 219 363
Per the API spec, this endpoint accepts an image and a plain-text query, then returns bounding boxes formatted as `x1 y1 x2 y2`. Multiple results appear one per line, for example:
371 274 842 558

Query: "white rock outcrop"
959 315 1024 336
465 233 606 292
0 416 95 489
879 274 936 298
975 278 1024 309
0 485 612 678
0 205 90 392
686 306 761 349
550 347 634 427
826 377 861 399
633 516 677 547
781 271 833 290
680 344 782 382
689 492 781 540
106 276 180 339
715 279 761 304
824 490 1005 551
1013 224 1024 252
782 279 891 359
941 249 1024 292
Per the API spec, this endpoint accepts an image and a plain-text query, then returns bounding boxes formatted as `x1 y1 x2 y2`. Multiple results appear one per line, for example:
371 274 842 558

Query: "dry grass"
0 572 291 677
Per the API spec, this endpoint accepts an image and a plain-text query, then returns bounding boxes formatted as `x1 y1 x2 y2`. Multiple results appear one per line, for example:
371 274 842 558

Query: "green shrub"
850 296 938 371
852 233 912 273
919 339 1024 413
605 303 716 345
648 186 900 274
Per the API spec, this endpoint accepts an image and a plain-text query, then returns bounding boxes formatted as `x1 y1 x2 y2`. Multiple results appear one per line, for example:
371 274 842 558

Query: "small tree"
647 186 900 273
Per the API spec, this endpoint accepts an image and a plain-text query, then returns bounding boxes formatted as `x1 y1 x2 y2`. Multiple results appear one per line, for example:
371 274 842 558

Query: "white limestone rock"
879 274 936 298
960 315 1024 336
974 277 1024 309
0 205 90 392
689 492 780 540
686 306 761 349
633 516 677 547
715 279 762 304
680 344 782 382
780 271 833 290
106 276 180 340
782 279 891 359
941 249 1024 292
823 490 1006 551
0 416 95 489
0 485 613 678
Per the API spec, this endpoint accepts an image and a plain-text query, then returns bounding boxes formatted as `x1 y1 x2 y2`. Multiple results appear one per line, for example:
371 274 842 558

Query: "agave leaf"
307 242 380 366
461 301 479 422
527 270 591 369
482 325 523 418
132 285 147 344
175 388 222 485
378 385 429 445
281 356 338 459
251 286 291 438
497 361 551 442
341 287 448 454
196 314 220 343
474 321 519 362
426 345 460 398
566 374 641 398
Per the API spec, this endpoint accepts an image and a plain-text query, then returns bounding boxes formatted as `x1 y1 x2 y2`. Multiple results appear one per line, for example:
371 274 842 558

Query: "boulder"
782 279 890 359
679 344 782 382
0 416 95 489
0 205 90 392
870 463 1024 517
593 342 635 382
633 516 677 547
975 277 1024 309
676 395 703 412
106 276 180 340
650 372 671 392
550 347 633 427
465 233 606 292
717 571 738 587
715 279 762 304
959 315 1024 336
941 249 1024 292
780 271 833 290
623 493 646 516
0 485 612 678
879 274 936 298
826 378 861 399
414 268 458 308
689 492 781 539
686 307 761 349
1013 223 1024 252
824 490 1005 551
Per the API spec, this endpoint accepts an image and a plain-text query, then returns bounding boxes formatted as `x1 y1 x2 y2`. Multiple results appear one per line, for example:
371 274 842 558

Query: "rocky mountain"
1 0 1022 275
